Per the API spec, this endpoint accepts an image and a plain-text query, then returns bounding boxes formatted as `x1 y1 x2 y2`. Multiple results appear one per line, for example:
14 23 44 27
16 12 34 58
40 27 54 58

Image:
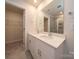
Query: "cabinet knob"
29 40 31 43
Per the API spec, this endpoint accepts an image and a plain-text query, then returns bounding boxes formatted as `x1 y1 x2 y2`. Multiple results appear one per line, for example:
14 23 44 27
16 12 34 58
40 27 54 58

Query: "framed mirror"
36 0 64 34
43 0 64 34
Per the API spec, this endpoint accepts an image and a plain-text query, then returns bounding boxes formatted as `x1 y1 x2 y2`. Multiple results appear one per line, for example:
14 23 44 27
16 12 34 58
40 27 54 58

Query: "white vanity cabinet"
36 39 55 59
28 35 38 59
28 34 64 59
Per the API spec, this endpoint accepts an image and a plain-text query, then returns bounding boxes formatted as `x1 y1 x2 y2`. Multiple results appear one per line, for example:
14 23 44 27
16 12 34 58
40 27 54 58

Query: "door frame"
44 16 48 32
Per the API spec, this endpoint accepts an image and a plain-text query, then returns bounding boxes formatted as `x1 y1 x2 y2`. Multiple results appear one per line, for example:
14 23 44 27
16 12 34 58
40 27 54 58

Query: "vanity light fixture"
34 0 37 3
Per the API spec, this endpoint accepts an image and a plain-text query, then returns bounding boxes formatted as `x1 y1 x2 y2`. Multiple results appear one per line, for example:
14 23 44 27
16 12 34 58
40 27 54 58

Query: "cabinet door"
28 35 38 59
36 39 55 59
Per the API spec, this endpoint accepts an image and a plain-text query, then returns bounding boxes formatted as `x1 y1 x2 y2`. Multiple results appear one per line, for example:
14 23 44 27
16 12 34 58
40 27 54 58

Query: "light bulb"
34 0 37 3
60 11 63 14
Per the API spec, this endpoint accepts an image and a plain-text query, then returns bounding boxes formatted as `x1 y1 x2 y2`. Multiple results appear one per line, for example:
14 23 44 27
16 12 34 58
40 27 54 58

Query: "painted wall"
64 0 74 55
36 10 50 33
36 10 44 33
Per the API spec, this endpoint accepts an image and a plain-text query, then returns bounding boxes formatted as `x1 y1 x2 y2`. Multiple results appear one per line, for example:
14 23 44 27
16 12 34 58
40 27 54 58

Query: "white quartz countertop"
28 33 65 48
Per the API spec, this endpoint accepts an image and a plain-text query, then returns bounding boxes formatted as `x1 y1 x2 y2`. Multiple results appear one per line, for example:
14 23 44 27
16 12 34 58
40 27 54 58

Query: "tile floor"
5 41 33 59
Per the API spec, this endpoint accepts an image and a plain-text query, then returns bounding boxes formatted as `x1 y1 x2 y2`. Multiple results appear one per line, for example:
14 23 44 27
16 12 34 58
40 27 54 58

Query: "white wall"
6 0 37 50
64 0 74 54
36 10 50 33
36 10 44 33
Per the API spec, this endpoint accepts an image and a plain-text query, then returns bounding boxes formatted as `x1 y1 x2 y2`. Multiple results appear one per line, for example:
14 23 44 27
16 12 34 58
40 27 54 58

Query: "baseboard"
5 40 23 45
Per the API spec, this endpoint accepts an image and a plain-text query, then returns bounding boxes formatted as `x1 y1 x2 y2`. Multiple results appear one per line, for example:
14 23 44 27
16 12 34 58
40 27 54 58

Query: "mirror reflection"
37 0 64 34
44 16 48 32
43 0 64 34
50 12 64 34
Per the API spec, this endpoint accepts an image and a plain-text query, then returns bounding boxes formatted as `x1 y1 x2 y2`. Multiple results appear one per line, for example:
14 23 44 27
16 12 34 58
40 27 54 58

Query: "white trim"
5 1 25 10
48 16 50 33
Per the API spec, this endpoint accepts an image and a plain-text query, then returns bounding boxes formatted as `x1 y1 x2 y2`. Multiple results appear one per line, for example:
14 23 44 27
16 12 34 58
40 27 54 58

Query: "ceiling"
42 0 64 16
26 0 44 7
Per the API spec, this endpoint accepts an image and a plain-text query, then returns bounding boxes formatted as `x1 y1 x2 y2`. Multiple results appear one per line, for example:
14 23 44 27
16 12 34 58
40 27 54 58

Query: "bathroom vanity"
27 33 65 59
27 0 65 59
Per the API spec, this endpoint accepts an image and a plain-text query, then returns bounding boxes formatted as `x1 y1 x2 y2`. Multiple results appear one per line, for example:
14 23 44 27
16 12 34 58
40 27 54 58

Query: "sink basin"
40 35 53 39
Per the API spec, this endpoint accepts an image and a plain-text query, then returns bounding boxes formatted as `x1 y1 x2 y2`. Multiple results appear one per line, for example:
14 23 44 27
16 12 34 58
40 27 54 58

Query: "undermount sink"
40 35 54 39
37 33 65 39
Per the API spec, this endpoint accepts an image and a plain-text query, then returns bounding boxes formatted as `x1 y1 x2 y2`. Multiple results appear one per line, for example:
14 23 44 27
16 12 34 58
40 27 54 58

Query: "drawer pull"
38 49 42 57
